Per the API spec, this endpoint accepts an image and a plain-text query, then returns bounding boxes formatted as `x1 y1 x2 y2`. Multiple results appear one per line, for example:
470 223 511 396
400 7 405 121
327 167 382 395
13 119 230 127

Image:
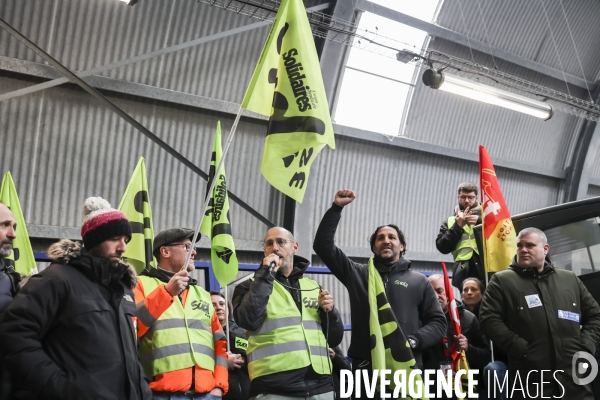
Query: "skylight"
333 0 442 137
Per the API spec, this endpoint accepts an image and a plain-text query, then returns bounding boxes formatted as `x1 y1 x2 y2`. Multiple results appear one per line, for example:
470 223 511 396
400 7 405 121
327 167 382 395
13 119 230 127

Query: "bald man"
232 227 344 400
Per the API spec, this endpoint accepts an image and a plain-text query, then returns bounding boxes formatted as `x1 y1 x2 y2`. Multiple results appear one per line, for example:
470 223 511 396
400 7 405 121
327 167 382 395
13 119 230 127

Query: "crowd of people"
0 183 598 400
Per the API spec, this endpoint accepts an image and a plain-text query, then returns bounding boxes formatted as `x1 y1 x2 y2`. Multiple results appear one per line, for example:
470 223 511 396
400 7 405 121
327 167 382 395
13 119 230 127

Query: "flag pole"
225 284 231 353
482 200 495 363
181 106 244 272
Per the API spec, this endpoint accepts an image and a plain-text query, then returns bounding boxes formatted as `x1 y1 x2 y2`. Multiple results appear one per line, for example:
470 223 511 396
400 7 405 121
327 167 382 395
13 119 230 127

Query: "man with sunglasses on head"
436 182 484 289
134 228 228 400
232 227 344 400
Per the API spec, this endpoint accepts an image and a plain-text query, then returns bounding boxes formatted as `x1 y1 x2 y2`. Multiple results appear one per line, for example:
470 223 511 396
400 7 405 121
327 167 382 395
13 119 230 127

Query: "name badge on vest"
525 294 542 308
558 310 580 323
235 337 248 351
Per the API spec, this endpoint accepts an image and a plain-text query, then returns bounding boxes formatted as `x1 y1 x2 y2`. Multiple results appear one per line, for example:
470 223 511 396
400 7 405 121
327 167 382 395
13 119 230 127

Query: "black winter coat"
0 239 152 400
480 258 600 400
232 255 344 397
224 320 250 400
313 203 447 366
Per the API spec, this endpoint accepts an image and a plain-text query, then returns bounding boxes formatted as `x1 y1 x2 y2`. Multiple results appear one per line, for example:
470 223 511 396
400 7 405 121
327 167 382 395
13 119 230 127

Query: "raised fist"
334 190 356 208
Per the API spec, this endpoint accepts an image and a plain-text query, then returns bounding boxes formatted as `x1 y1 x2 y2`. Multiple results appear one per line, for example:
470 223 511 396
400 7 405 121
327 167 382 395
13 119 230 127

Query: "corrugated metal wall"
436 0 600 83
0 72 283 240
588 185 600 199
591 154 600 180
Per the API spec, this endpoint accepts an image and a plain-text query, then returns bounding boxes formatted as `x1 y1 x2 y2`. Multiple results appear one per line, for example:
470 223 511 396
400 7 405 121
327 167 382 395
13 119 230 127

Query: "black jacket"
313 203 447 366
224 320 250 400
422 301 490 398
232 255 344 397
480 257 600 400
0 239 152 400
0 258 20 319
435 207 484 288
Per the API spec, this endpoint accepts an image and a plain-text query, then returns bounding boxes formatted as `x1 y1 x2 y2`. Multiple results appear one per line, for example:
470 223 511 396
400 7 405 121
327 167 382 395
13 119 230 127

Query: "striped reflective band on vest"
216 355 228 368
148 318 212 334
136 302 156 327
246 317 322 337
213 330 226 343
139 342 214 365
448 216 479 261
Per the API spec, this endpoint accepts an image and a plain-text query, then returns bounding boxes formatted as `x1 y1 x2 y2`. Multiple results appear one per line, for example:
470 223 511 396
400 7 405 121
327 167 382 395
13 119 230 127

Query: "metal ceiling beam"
0 56 566 181
354 0 596 92
563 82 600 201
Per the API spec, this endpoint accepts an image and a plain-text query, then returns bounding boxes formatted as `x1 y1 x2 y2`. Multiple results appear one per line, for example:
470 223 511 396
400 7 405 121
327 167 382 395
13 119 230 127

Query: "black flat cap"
153 228 200 256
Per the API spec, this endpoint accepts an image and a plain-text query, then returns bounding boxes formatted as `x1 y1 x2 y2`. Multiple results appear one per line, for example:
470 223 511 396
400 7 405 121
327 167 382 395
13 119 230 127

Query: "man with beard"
134 228 228 399
480 228 600 399
313 190 446 377
0 203 19 319
0 197 151 399
436 182 484 289
232 227 344 400
0 203 20 399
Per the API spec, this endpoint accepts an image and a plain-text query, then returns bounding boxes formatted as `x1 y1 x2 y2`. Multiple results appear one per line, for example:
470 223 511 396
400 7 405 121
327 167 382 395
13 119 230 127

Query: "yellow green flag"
241 0 335 203
0 172 36 275
118 157 155 273
201 122 239 286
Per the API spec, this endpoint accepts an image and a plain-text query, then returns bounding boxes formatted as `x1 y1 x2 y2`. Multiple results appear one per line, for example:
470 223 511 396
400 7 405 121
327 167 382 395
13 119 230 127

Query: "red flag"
479 145 516 272
442 262 475 393
442 262 461 367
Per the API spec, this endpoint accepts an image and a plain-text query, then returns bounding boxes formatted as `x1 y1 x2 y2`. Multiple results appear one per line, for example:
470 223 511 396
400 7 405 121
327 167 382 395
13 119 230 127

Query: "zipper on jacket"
190 366 196 393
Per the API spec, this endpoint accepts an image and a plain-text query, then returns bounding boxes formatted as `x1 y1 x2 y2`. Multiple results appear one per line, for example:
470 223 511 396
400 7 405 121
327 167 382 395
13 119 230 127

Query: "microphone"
269 261 276 272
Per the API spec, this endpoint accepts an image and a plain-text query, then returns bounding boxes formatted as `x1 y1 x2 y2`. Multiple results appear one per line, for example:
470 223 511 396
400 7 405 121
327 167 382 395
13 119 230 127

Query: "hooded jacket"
0 239 152 400
313 203 447 366
232 254 344 397
480 257 600 400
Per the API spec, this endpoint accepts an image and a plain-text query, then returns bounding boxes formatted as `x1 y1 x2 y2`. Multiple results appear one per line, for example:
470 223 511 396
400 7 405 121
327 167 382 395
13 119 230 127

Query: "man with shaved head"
480 227 600 399
232 227 344 400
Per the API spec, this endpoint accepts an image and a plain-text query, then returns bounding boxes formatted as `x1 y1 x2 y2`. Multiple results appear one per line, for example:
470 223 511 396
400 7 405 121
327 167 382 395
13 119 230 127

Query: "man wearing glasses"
134 228 229 399
436 182 484 289
232 227 344 400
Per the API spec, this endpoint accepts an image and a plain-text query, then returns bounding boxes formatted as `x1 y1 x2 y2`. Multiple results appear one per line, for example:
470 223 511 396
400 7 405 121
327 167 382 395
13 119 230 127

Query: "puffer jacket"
480 257 600 400
0 239 152 400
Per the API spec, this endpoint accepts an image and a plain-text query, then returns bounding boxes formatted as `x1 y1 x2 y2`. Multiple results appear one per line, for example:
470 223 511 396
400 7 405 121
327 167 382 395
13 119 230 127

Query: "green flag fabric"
118 157 155 273
201 121 239 286
0 172 36 275
368 259 426 399
241 0 335 203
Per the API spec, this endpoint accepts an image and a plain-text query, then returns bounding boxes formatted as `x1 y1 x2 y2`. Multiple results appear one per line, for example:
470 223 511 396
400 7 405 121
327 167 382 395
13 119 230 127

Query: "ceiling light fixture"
422 68 553 120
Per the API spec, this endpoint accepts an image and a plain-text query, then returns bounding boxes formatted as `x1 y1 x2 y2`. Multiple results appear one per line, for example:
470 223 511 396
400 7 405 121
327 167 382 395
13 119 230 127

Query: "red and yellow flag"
479 145 516 272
